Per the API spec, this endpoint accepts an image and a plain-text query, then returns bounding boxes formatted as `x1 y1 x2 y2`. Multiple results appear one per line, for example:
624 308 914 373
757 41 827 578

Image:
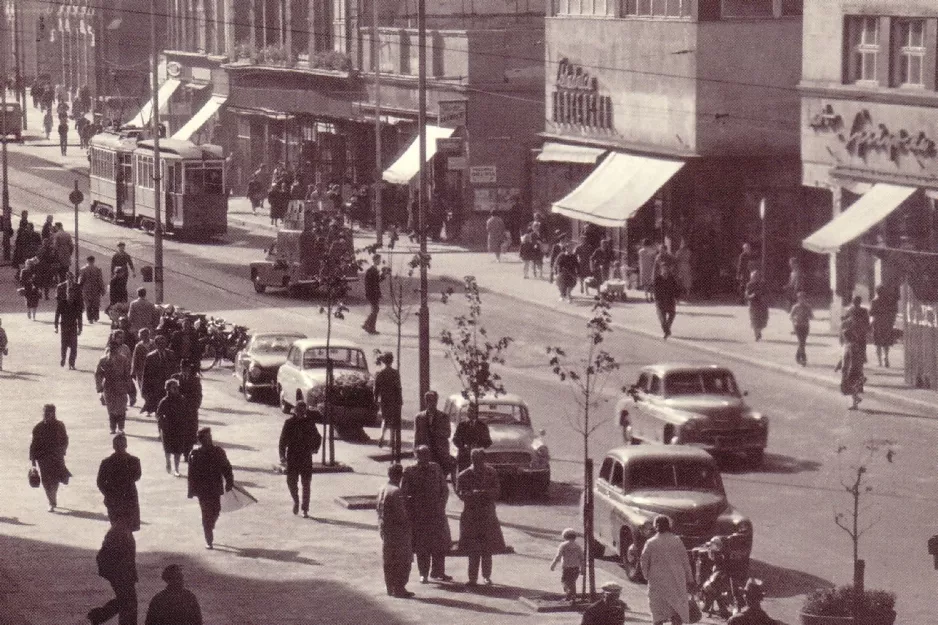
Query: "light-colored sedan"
235 332 307 402
443 393 551 497
615 363 768 466
276 338 379 430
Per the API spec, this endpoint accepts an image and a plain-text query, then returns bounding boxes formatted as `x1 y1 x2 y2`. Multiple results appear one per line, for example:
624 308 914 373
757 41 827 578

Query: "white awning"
537 142 606 164
172 94 227 141
382 125 455 184
802 184 917 254
551 152 685 228
125 78 181 128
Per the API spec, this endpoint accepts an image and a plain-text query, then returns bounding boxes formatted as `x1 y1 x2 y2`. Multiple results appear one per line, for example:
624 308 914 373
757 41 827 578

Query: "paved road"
4 148 938 624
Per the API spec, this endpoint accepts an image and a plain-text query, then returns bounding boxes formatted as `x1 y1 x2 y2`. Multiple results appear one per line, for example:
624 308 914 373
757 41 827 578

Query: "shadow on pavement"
748 558 834 599
671 335 746 344
231 464 275 475
0 516 32 526
216 441 259 452
720 453 822 475
55 508 111 523
202 406 257 416
213 544 321 566
306 515 378 532
0 371 42 382
412 595 529 616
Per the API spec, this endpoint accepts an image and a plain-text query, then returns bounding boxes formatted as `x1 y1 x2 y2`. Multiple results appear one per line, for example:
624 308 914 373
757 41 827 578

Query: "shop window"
623 0 689 17
721 0 773 18
845 16 880 84
893 19 927 87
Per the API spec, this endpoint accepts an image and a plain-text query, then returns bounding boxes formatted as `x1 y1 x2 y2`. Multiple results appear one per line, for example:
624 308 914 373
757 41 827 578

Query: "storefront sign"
469 165 497 184
809 105 938 163
551 57 613 129
438 100 468 128
437 137 464 153
447 156 467 170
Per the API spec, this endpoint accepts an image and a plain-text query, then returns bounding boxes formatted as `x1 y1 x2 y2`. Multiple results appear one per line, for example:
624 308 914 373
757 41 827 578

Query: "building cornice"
799 82 938 108
538 132 701 159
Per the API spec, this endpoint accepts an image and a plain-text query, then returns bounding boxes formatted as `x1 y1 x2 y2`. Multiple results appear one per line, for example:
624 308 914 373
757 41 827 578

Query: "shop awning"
536 142 606 164
551 152 685 228
802 184 917 254
172 94 227 141
382 125 455 184
125 78 181 128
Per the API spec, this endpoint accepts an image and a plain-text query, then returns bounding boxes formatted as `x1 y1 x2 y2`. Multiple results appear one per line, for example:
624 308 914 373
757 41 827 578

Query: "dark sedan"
235 332 307 402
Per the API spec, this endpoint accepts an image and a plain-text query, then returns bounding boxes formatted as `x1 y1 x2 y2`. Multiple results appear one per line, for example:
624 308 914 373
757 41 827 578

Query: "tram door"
117 153 135 220
165 160 183 229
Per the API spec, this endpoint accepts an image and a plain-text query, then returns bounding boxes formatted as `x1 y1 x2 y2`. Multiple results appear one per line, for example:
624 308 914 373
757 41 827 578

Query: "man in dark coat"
170 317 201 366
141 335 177 414
279 401 322 517
54 272 83 369
144 564 203 625
653 264 682 340
29 403 70 512
374 352 403 457
88 521 138 625
362 254 383 334
452 406 492 473
581 582 628 625
111 242 136 279
187 428 234 549
170 360 203 460
96 433 142 532
456 448 506 586
377 463 414 598
413 390 451 472
401 446 452 583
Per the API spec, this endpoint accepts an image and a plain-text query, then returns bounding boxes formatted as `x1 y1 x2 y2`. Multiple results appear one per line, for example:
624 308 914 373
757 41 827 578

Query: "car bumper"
244 379 277 391
311 403 380 429
491 465 550 478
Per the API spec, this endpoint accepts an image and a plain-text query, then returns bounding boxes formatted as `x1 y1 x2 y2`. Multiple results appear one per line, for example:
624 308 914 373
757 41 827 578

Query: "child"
549 528 584 602
789 291 813 367
0 318 7 370
19 275 41 320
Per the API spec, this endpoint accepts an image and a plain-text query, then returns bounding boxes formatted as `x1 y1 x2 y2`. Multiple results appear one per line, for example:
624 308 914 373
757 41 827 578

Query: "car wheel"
252 274 267 293
278 385 292 414
242 374 255 402
588 536 606 559
620 529 645 583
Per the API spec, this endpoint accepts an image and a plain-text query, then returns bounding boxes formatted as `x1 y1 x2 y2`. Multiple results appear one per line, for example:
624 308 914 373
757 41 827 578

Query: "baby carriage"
691 536 744 619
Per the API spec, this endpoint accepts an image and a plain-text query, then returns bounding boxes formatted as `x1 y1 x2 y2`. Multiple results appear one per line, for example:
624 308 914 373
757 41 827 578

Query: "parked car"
616 363 768 466
443 393 551 497
0 102 23 142
235 332 307 401
276 338 379 430
589 445 753 583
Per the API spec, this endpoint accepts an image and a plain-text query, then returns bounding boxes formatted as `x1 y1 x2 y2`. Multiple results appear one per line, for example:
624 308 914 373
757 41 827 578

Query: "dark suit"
97 452 142 531
141 348 177 413
187 444 233 546
452 419 492 472
89 525 137 625
413 408 452 470
144 585 203 625
363 265 382 332
54 292 83 367
279 415 322 513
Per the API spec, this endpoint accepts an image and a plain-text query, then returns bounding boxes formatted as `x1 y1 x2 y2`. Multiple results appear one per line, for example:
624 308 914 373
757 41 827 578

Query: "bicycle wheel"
200 343 218 371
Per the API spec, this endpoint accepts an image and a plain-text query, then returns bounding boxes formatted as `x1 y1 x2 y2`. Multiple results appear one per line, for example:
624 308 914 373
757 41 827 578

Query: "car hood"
300 368 370 386
664 395 747 420
250 354 290 368
488 424 538 449
626 490 727 518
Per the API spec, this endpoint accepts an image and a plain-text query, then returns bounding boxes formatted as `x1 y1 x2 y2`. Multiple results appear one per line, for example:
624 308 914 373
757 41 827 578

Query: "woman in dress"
745 270 769 341
869 286 898 368
29 404 70 512
157 379 188 476
840 316 866 410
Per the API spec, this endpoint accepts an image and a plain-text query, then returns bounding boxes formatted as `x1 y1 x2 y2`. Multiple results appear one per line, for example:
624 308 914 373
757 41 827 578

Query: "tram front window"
184 164 204 194
204 166 224 195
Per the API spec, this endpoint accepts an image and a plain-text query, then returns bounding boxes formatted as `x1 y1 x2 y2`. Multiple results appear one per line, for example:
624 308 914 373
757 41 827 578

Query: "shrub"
311 50 352 72
802 585 896 618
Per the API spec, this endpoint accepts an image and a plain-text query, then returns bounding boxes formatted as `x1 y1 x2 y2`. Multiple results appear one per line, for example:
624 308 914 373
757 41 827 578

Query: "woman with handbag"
29 404 71 512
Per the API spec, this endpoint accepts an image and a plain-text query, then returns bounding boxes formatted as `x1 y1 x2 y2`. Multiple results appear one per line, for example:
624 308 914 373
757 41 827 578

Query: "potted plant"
800 585 896 625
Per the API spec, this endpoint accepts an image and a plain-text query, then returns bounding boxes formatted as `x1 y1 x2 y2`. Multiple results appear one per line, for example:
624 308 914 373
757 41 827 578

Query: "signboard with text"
438 100 468 128
469 165 497 184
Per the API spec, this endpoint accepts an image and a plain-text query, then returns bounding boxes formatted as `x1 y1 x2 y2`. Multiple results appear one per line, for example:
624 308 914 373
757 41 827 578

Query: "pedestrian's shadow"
231 464 275 475
213 544 321 566
719 452 822 475
55 509 111 523
234 480 264 489
203 406 257 416
671 335 745 344
0 371 42 381
217 441 259 452
306 515 378 532
0 516 33 526
748 559 834 599
413 595 528 616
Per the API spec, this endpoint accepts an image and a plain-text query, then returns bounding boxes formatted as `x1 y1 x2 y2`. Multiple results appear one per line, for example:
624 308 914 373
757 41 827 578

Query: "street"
2 147 938 625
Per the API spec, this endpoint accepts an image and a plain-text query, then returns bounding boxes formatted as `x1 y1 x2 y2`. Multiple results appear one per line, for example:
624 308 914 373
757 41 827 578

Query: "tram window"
185 164 205 194
205 166 223 195
120 155 132 183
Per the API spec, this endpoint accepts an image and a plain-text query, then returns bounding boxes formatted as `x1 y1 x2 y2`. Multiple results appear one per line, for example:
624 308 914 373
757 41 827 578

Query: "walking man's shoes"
431 574 453 582
292 503 299 515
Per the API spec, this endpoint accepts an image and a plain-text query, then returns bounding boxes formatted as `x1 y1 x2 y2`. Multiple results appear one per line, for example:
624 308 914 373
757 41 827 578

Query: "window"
627 460 722 492
302 347 367 370
184 164 205 194
895 19 926 87
648 375 662 395
204 165 224 195
599 457 614 482
720 0 773 18
610 461 624 490
847 16 880 83
623 0 689 17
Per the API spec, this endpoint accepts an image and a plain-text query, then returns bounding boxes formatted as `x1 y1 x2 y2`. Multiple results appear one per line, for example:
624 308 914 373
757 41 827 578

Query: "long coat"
413 408 452 469
79 264 106 303
452 419 492 471
97 451 141 531
97 525 137 584
157 393 189 455
400 462 451 555
131 339 153 385
639 531 694 623
456 464 506 555
29 419 70 486
745 279 769 331
279 415 322 473
141 348 177 411
171 371 202 453
377 482 413 581
187 444 233 499
95 351 135 416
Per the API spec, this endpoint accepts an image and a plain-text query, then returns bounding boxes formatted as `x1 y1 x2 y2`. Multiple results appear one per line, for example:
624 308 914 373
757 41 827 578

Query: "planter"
799 611 896 625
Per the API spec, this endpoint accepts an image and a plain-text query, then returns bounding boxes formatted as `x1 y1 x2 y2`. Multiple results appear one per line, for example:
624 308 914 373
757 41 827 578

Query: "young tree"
384 251 422 367
546 295 620 598
439 275 512 414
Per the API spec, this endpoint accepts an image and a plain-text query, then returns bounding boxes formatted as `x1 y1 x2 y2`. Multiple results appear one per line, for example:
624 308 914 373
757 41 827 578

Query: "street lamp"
70 181 83 276
417 0 430 407
759 197 767 277
0 0 10 262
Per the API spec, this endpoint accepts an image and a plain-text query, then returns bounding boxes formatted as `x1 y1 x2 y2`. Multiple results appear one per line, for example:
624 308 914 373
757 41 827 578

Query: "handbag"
687 596 702 623
28 467 40 488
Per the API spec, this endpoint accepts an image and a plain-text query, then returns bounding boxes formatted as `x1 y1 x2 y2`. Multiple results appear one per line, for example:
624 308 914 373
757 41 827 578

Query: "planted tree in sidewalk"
545 295 620 598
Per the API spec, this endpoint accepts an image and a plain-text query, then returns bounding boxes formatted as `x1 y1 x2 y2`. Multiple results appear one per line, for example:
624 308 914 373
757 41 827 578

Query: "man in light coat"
95 342 136 434
79 255 107 323
128 288 159 338
401 445 452 584
377 463 413 598
639 515 694 625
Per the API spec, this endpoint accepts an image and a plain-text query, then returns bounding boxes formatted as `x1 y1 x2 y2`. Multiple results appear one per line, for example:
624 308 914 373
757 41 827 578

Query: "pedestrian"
550 528 584 602
789 291 813 367
87 521 138 625
456 448 506 587
548 231 567 284
108 266 130 317
589 239 614 292
29 404 71 512
128 288 159 339
727 579 775 625
745 270 769 342
54 273 83 369
58 118 69 155
170 317 201 365
96 340 136 434
19 267 42 320
43 108 53 139
841 316 866 410
278 401 322 517
0 318 6 370
413 390 452 473
79 255 107 324
870 286 898 368
675 239 692 301
131 328 153 393
377 463 415 598
736 243 755 305
374 352 403 456
96 433 141 532
844 295 871 363
581 581 628 625
246 174 264 213
362 254 383 335
653 264 682 340
52 223 73 280
531 228 545 279
157 379 189 476
485 211 507 262
519 230 536 279
639 515 695 625
141 334 177 415
654 241 677 277
452 403 492 473
574 236 592 294
144 564 203 625
400 445 452 584
187 428 234 549
784 257 805 310
637 239 658 302
111 242 136 279
171 360 203 460
554 241 579 303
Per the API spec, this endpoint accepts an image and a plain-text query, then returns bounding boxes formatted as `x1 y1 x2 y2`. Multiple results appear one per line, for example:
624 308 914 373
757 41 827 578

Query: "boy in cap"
581 581 627 625
727 579 775 625
550 528 584 602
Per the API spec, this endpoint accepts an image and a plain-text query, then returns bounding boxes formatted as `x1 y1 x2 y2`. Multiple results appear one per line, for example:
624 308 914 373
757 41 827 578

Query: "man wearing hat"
111 243 136 279
581 581 627 625
187 428 234 549
279 401 322 517
144 564 203 625
727 579 775 625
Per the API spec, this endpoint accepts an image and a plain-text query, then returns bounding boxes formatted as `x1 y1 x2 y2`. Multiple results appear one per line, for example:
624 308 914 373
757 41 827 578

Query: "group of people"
836 290 898 410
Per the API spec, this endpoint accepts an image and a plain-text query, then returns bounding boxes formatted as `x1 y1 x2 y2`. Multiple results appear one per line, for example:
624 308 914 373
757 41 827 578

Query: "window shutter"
878 16 892 87
924 19 937 90
890 18 903 87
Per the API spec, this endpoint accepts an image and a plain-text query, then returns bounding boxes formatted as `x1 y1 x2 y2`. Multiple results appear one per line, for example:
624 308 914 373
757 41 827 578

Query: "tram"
89 131 228 239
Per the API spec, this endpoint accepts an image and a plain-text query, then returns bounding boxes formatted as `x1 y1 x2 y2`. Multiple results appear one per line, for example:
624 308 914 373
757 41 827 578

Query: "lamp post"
372 0 383 248
759 198 767 277
0 0 9 263
151 0 164 304
70 181 83 276
417 0 430 407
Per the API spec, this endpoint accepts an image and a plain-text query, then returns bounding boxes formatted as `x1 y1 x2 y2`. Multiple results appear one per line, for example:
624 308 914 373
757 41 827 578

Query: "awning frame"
382 125 455 185
172 93 227 141
125 78 181 128
537 142 607 164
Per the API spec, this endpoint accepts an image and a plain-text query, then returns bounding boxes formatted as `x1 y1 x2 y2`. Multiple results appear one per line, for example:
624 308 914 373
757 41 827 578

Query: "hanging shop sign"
808 105 938 163
438 100 468 128
437 137 464 153
469 165 497 184
447 156 467 170
551 57 613 129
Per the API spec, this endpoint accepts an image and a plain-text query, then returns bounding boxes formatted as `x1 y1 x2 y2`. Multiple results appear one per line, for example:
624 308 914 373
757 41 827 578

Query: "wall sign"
551 57 613 129
447 156 467 170
438 100 468 128
809 105 938 163
469 165 497 184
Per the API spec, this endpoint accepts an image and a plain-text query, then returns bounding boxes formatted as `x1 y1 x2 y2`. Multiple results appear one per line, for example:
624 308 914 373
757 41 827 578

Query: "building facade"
800 0 938 388
539 0 811 294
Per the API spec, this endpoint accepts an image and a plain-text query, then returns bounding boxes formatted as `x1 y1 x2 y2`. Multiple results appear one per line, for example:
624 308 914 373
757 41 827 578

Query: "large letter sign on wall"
551 58 613 130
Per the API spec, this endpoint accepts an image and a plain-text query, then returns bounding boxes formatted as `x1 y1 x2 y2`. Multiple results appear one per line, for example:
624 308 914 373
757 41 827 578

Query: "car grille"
487 451 532 466
671 511 717 537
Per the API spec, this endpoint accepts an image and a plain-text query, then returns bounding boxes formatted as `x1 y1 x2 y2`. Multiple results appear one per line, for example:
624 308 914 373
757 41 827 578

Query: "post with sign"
0 0 9 262
70 182 84 276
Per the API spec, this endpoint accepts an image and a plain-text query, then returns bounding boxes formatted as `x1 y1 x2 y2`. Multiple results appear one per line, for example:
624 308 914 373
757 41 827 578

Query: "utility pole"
12 2 25 130
417 0 430 407
151 0 164 303
372 0 383 247
0 0 10 262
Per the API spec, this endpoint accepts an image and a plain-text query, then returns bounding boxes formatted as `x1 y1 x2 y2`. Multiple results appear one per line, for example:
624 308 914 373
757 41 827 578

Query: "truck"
0 102 23 142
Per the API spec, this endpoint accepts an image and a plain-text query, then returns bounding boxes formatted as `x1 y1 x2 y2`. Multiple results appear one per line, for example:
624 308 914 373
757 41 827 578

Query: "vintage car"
0 102 22 142
589 445 753 583
276 338 379 430
616 363 768 466
443 393 551 497
235 332 307 401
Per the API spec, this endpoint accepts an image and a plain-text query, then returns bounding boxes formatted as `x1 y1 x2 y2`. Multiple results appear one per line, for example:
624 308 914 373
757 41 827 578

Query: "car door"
237 337 254 378
594 457 615 547
645 374 666 442
630 373 652 441
607 460 629 550
280 346 298 393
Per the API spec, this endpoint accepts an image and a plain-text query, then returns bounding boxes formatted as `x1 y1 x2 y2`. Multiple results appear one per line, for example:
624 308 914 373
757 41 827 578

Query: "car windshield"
665 370 739 397
462 403 530 426
627 459 723 493
303 347 367 370
253 335 303 354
